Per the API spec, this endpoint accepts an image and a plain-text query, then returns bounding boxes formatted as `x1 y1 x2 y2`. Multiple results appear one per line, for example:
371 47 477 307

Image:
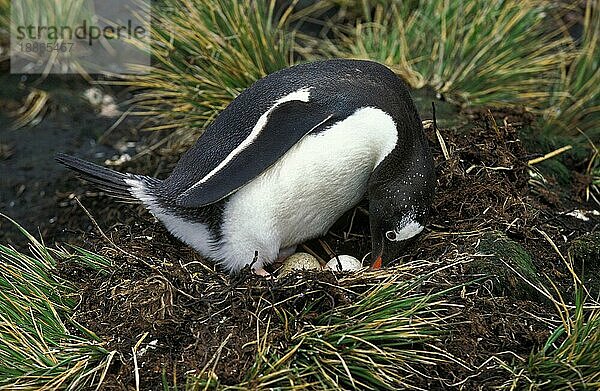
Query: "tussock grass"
2 217 599 389
188 264 459 390
503 293 600 390
120 0 296 150
8 0 96 76
0 0 8 21
1 0 96 129
0 216 113 390
516 305 600 390
118 0 596 151
543 1 599 139
0 215 460 390
500 239 600 390
321 0 571 108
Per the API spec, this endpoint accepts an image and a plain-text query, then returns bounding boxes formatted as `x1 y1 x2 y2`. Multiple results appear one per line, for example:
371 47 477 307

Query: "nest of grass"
34 107 597 389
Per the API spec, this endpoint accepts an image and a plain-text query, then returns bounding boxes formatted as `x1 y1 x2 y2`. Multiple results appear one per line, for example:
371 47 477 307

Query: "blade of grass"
0 214 114 390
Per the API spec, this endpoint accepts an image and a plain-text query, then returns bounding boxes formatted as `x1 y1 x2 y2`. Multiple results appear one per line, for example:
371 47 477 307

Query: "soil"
0 72 145 246
1 70 599 390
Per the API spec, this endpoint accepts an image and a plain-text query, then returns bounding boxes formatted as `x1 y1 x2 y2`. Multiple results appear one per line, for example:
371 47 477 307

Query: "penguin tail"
55 153 161 204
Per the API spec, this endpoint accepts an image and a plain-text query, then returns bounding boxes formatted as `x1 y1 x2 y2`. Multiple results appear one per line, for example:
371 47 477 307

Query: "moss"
569 232 600 274
570 233 600 288
472 231 541 300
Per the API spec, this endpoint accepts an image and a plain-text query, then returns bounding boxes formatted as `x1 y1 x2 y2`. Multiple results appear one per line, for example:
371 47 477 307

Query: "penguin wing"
175 100 336 208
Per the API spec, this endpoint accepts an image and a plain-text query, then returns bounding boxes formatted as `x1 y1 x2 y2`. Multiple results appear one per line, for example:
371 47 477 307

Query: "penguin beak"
371 255 383 270
370 237 408 270
370 233 385 270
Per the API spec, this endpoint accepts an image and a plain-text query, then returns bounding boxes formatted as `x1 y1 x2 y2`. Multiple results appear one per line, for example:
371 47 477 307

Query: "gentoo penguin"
57 59 435 275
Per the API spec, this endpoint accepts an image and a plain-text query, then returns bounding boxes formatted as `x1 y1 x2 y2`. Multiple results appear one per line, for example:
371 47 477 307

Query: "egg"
278 252 322 276
326 255 363 272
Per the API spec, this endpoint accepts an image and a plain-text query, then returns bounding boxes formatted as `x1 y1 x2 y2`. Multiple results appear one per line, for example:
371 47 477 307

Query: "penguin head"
368 199 430 269
368 164 435 269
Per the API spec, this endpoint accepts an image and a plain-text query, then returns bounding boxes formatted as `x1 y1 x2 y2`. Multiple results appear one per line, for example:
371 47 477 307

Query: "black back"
157 59 425 207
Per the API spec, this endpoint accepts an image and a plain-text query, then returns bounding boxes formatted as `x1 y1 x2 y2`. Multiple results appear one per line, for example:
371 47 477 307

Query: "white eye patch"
385 230 399 241
385 220 424 242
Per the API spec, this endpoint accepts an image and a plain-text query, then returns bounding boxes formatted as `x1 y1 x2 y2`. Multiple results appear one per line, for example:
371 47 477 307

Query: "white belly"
217 107 398 271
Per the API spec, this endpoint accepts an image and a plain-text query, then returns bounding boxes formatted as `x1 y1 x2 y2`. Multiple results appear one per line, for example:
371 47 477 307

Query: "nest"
52 107 599 389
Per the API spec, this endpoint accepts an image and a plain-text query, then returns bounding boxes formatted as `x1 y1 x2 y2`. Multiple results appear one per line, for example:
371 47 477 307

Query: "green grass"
542 1 599 139
314 0 597 200
503 292 600 390
8 0 97 76
499 245 600 390
0 217 459 390
314 0 599 146
188 268 458 390
0 0 8 22
118 0 597 153
0 215 113 390
2 215 600 389
119 0 296 149
321 0 571 108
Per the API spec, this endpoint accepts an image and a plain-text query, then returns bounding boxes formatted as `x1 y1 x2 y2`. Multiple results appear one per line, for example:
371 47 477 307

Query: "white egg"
326 255 363 272
278 252 322 276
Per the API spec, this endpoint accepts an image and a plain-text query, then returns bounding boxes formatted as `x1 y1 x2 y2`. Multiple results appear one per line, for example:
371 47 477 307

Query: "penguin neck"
368 127 434 213
371 133 421 184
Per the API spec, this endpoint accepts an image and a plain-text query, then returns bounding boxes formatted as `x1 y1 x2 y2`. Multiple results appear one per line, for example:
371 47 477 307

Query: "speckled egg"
278 252 322 276
326 255 363 272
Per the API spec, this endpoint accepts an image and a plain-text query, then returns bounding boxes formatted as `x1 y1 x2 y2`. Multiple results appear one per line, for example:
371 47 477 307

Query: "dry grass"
117 0 296 151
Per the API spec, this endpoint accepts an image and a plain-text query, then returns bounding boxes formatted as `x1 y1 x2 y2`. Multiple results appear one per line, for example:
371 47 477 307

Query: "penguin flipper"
176 100 335 208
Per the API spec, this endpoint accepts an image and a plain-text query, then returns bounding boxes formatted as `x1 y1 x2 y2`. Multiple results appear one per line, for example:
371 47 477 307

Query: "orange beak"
371 255 383 270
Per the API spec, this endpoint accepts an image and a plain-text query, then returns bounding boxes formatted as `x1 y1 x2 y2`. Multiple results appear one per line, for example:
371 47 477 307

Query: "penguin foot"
253 267 272 278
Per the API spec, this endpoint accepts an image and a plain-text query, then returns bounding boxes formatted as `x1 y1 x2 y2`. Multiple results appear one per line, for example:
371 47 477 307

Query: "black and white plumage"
57 59 436 274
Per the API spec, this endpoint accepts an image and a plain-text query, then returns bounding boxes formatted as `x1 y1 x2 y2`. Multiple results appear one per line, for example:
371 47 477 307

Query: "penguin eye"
385 230 398 241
